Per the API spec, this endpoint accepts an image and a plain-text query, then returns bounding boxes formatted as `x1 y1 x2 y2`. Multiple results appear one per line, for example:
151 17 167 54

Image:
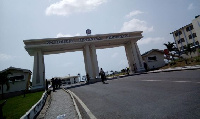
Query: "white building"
49 76 79 85
171 15 200 58
142 49 165 70
58 76 79 85
0 67 32 95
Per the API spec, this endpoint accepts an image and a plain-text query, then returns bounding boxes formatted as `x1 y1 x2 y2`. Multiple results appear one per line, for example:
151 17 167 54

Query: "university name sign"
46 34 130 44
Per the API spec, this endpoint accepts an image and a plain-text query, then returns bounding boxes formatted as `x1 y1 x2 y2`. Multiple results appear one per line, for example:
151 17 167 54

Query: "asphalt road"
68 70 200 119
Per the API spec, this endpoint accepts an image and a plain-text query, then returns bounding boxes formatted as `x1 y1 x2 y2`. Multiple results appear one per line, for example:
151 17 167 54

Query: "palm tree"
164 42 177 60
184 44 196 56
0 71 11 99
163 42 176 52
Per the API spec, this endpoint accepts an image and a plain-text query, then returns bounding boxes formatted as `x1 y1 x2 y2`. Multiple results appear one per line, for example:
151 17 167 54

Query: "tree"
0 71 11 99
164 42 179 60
164 42 176 52
184 44 196 56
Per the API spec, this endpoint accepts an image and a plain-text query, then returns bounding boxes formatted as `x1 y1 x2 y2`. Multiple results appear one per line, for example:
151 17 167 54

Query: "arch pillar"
32 50 45 90
90 44 99 78
83 45 94 79
125 41 145 73
83 44 99 79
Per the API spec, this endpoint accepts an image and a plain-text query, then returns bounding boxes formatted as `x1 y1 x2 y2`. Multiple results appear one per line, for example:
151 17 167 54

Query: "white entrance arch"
24 31 145 89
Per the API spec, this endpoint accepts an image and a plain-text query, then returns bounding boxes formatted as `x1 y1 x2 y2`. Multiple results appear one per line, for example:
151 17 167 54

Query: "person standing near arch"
99 68 106 84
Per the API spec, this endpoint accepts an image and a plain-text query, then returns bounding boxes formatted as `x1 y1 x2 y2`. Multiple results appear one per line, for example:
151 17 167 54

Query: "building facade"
53 76 79 85
0 67 32 95
142 49 165 70
171 15 200 57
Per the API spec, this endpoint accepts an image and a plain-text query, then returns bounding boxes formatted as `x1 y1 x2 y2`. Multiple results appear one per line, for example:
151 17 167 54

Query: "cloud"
187 3 195 10
120 18 153 32
56 33 80 37
62 62 73 67
125 10 144 18
46 0 107 16
0 53 13 61
111 52 119 58
137 37 165 45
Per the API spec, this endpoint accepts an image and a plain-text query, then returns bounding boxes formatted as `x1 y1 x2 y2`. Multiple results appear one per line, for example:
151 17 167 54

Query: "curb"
148 66 200 74
20 91 48 119
62 88 82 119
36 92 52 119
63 89 97 119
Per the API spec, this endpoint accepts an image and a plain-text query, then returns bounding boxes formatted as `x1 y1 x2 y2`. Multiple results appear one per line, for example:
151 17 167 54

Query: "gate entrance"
24 31 145 89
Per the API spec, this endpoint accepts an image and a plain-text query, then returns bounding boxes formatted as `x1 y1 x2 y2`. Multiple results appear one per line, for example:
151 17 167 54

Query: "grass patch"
0 91 44 119
161 56 200 69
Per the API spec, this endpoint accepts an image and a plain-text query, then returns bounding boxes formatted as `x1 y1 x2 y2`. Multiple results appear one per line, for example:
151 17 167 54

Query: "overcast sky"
0 0 200 79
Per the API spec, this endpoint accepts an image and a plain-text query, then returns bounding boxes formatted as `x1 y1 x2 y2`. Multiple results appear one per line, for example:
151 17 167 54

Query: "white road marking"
67 89 97 119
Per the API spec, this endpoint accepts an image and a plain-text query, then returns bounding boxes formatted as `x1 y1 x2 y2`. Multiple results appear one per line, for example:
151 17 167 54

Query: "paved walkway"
44 89 78 119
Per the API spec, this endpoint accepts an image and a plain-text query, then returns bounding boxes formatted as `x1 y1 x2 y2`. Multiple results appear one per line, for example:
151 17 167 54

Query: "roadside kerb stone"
62 88 82 119
36 92 52 119
44 89 78 119
21 91 48 119
149 65 200 73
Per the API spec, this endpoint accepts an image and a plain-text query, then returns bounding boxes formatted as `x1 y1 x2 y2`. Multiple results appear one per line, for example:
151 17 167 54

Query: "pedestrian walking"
55 78 58 89
126 67 130 75
99 68 106 84
133 63 137 73
51 78 55 92
86 73 90 84
58 79 62 88
143 61 148 72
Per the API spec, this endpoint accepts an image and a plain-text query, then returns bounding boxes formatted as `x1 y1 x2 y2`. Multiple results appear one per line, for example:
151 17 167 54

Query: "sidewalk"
44 89 78 119
106 65 200 79
148 65 200 73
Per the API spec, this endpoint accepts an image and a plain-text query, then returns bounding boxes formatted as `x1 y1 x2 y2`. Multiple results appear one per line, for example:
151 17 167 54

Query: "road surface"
67 70 200 119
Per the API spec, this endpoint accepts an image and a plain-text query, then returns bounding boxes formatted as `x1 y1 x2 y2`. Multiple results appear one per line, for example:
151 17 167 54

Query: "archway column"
125 41 145 73
83 45 94 79
90 44 99 78
32 50 45 90
124 42 135 74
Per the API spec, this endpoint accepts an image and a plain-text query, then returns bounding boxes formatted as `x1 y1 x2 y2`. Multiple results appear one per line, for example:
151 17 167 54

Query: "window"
186 25 194 32
178 40 181 44
186 27 189 32
175 32 178 37
180 38 185 42
188 35 192 39
148 56 157 62
196 41 199 45
193 33 197 38
178 38 185 44
179 31 182 35
9 75 24 81
190 25 194 30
